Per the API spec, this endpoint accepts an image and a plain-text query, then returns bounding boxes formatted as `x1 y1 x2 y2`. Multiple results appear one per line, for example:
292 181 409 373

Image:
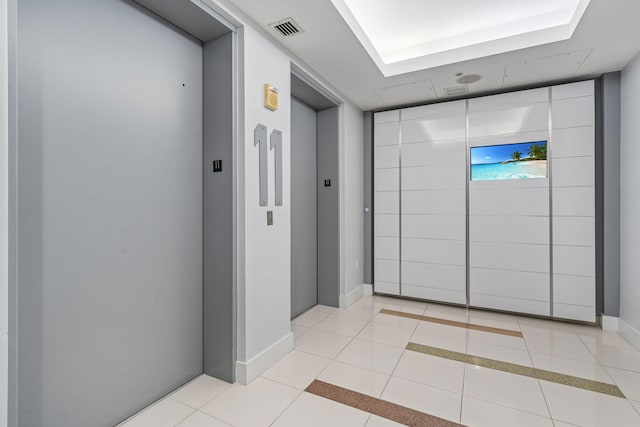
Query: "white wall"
202 0 364 382
1 0 8 424
620 52 640 335
237 24 293 378
343 102 364 296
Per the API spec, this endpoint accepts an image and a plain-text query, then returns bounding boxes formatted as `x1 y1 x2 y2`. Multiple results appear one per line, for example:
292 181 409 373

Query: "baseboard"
235 332 294 385
363 283 373 296
601 315 619 331
619 318 640 351
339 285 364 308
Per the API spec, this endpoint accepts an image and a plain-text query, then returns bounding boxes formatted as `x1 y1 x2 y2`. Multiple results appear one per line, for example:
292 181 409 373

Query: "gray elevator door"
15 1 203 426
291 98 318 318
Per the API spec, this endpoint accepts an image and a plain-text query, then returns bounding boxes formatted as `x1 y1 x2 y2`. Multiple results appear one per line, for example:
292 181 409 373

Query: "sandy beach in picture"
471 141 548 181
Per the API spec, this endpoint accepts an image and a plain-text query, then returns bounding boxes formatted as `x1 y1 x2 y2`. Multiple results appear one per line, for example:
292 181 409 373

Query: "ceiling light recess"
330 0 591 77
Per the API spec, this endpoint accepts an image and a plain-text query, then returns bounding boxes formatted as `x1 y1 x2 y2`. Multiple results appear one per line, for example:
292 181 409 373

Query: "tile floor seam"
266 389 304 427
459 327 469 423
380 308 523 338
188 383 234 412
379 320 421 401
463 393 556 422
407 342 626 398
170 407 198 427
389 369 466 398
306 379 462 427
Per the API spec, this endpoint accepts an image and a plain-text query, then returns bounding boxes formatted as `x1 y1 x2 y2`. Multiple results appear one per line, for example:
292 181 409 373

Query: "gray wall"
363 111 373 284
317 107 340 306
620 53 640 332
203 33 234 382
602 72 621 317
291 98 318 317
14 0 203 425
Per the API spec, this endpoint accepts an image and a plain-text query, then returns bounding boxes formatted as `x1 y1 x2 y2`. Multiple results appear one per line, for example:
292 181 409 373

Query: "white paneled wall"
400 101 467 304
374 111 400 295
372 81 597 322
469 88 551 316
551 81 596 322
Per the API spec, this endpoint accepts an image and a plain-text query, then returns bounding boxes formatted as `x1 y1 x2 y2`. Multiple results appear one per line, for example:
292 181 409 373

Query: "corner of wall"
234 332 293 384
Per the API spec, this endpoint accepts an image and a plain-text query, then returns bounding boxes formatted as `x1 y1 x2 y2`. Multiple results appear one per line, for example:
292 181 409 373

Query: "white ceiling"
330 0 590 76
228 0 640 110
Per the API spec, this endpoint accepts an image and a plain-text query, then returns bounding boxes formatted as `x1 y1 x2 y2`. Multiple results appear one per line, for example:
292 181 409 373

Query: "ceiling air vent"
269 18 304 37
444 85 468 97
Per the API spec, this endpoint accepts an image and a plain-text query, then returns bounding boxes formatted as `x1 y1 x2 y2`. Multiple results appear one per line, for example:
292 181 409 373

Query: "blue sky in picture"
470 141 547 165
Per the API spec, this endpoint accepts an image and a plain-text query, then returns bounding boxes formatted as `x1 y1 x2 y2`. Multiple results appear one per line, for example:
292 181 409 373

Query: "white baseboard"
598 315 640 351
619 318 640 351
363 283 373 296
601 315 619 331
339 284 364 308
235 332 294 385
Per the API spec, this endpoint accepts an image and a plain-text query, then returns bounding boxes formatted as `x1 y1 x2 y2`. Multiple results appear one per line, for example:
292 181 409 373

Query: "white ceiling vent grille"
269 18 304 37
444 85 468 97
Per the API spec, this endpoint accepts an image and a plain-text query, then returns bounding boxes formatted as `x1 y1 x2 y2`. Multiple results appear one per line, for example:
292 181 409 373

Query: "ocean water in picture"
470 141 548 181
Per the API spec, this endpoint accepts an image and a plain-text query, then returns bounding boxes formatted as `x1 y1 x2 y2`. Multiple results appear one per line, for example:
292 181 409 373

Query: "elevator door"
291 98 318 318
16 1 204 425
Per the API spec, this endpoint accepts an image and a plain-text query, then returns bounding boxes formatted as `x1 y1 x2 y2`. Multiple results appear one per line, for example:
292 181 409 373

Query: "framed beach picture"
470 141 548 181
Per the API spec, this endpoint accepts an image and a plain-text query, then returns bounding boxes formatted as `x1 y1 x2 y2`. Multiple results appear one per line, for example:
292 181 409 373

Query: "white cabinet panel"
552 81 594 100
375 259 399 283
553 216 595 246
402 214 465 241
402 140 465 167
553 303 595 323
374 145 399 169
375 110 399 124
469 188 549 216
553 274 595 307
402 239 466 266
375 236 399 260
374 214 399 237
553 245 595 277
375 191 399 214
374 168 400 191
402 262 466 291
553 156 594 187
552 127 595 158
402 100 466 121
471 294 550 317
375 281 400 295
402 119 465 144
402 190 465 215
470 216 549 245
374 122 399 146
402 285 466 305
552 96 595 129
469 88 548 111
470 242 549 273
402 164 466 191
469 103 548 137
471 268 549 301
552 187 595 217
469 130 549 148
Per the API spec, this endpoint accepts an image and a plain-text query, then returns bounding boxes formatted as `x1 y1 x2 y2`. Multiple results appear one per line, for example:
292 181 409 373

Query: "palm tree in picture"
511 151 522 161
528 144 542 160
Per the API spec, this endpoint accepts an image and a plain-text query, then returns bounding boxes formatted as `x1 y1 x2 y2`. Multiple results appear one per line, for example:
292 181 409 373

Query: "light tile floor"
120 295 640 427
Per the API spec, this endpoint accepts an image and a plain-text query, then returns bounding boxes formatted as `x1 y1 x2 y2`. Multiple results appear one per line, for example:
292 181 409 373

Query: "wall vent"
444 85 468 97
269 18 304 37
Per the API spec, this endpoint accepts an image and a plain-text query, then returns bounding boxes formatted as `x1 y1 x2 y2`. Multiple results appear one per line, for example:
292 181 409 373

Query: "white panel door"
468 89 551 316
400 100 467 304
374 114 400 295
551 81 596 322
